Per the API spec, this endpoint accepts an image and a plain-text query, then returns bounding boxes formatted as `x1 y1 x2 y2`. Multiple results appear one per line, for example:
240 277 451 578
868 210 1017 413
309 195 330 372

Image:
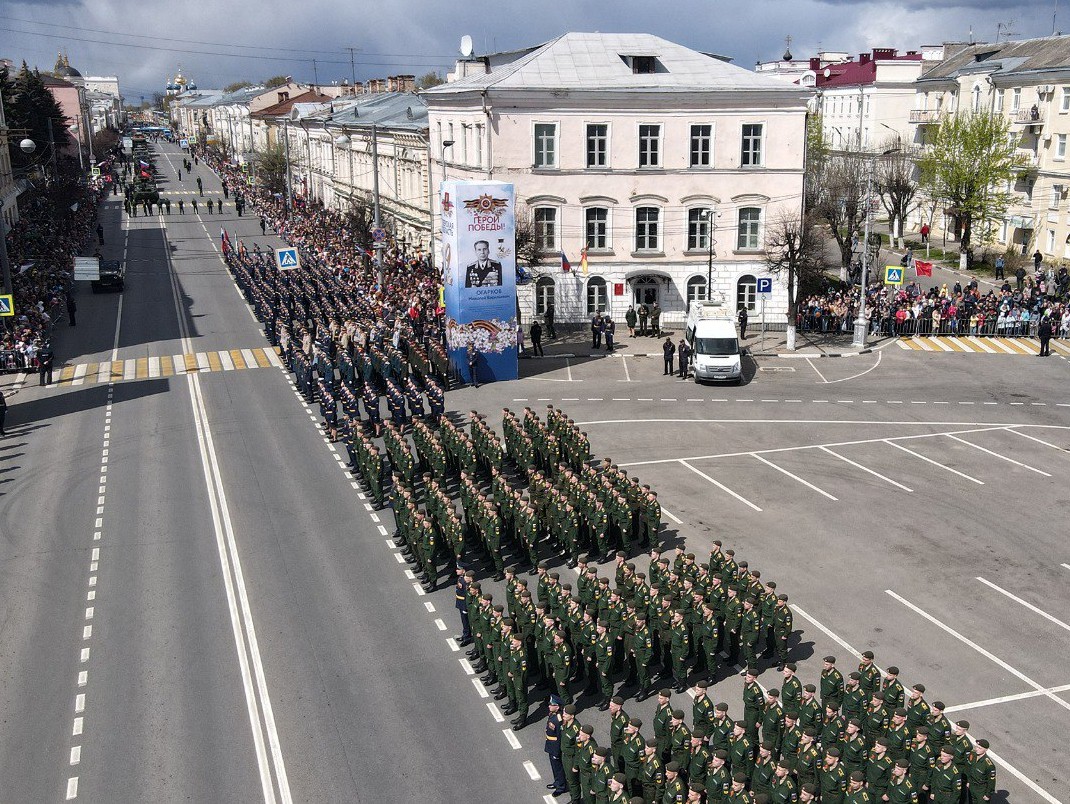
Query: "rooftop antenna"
996 20 1018 41
460 35 474 58
1054 0 1060 35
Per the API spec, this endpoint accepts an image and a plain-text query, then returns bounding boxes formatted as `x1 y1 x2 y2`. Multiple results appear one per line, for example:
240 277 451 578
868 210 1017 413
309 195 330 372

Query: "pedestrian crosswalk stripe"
898 336 1068 355
52 347 282 387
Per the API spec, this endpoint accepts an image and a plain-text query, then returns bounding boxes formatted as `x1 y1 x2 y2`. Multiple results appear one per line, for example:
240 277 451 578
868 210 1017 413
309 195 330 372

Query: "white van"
685 300 743 384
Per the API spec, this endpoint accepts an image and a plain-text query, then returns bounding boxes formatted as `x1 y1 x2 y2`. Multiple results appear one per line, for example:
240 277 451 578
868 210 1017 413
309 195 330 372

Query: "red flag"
914 260 933 277
561 251 571 272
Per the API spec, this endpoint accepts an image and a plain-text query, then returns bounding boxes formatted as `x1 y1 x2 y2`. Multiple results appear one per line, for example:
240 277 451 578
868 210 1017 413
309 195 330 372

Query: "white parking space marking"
819 446 913 492
753 454 838 501
1005 427 1070 453
976 577 1070 633
679 460 762 512
660 506 683 525
524 761 541 779
945 683 1070 713
946 434 1051 476
886 590 1070 713
883 440 985 485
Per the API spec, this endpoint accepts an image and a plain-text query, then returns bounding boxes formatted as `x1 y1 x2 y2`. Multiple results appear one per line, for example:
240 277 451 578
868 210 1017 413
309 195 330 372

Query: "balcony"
1012 105 1045 125
1015 149 1040 171
909 109 942 125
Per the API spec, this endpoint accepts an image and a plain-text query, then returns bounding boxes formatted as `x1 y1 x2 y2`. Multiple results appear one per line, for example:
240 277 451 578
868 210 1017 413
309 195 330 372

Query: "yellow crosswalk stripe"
59 365 76 383
966 336 997 353
112 361 125 382
1052 339 1070 356
229 348 246 369
184 353 199 372
207 352 222 372
135 357 149 379
46 347 287 388
252 348 272 368
160 355 173 376
1000 339 1035 355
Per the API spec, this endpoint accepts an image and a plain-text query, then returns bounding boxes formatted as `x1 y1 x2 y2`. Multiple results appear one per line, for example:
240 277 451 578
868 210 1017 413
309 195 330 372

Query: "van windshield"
695 337 738 356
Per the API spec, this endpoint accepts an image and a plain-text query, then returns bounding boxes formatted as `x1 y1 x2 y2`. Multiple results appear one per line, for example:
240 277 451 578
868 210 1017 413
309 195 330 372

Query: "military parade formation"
198 142 1000 804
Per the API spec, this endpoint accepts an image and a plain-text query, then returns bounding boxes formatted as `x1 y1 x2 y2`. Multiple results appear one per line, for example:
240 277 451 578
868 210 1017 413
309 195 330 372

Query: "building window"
690 124 712 167
737 275 758 312
1057 134 1067 160
737 207 762 250
686 276 708 304
586 276 608 314
474 125 483 167
586 124 608 168
631 56 657 74
1051 184 1063 210
687 208 712 251
1012 88 1021 111
534 123 557 168
1062 87 1070 113
638 124 661 167
635 207 660 251
535 276 555 315
741 123 763 167
585 207 609 250
534 207 558 251
995 90 1004 113
1047 228 1056 254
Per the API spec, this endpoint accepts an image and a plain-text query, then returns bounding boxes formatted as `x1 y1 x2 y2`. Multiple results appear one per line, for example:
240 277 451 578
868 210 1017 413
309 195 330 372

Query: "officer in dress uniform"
545 694 568 796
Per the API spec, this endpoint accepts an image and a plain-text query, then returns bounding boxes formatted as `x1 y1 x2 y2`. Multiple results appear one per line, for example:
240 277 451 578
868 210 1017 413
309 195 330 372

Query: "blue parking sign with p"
756 277 773 295
275 247 300 271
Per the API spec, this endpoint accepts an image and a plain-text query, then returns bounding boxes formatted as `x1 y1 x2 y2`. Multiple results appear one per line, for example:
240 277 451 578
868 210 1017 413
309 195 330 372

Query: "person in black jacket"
662 336 676 376
1037 316 1053 356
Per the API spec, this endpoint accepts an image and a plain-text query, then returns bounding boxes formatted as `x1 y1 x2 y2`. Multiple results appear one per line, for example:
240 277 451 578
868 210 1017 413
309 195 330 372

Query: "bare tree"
514 204 545 271
765 210 828 352
811 149 868 281
877 146 918 249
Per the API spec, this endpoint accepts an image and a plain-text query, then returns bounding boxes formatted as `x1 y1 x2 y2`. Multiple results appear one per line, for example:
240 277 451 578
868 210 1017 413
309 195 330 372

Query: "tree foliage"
253 143 288 194
514 204 545 270
416 71 446 90
263 75 290 90
917 112 1022 259
765 210 828 349
810 148 868 278
224 80 255 94
876 144 918 248
1 63 70 175
804 113 830 213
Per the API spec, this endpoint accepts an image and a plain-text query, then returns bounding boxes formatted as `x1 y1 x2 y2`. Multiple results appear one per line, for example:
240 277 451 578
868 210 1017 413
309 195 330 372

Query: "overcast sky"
0 0 1059 100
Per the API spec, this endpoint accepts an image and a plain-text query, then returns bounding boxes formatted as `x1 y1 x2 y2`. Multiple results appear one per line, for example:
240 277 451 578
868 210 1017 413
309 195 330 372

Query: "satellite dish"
460 35 474 58
823 68 831 78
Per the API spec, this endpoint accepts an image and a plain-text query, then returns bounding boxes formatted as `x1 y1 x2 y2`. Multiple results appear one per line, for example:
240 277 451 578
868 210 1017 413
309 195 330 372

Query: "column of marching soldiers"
216 203 999 804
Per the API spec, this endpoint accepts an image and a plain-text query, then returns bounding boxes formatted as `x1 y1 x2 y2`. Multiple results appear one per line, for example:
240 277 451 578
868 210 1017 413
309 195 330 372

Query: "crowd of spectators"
1 180 106 372
795 264 1070 339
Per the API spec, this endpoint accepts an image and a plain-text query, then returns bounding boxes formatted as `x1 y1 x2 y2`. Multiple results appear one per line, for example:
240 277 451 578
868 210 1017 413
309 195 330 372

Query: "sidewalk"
522 323 893 359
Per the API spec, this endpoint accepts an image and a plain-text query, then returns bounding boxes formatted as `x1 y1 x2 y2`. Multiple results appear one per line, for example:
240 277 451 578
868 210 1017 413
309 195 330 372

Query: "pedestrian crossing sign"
0 294 12 317
275 247 300 271
884 266 904 286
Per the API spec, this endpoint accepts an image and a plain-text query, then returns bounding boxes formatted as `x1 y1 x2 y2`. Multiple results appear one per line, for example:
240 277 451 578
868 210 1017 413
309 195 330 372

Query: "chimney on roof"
386 76 398 92
858 53 871 65
872 48 896 60
397 75 416 92
809 57 821 71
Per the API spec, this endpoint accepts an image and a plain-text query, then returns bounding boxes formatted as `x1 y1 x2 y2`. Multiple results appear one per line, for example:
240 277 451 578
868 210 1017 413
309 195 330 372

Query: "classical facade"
423 32 811 325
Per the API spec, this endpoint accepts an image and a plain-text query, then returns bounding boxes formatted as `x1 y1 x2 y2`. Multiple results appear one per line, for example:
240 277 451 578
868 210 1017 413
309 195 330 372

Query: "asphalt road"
1 142 1066 804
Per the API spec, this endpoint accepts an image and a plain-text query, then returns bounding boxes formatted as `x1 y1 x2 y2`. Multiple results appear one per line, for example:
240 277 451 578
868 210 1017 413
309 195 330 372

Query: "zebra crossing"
53 347 282 387
897 335 1070 355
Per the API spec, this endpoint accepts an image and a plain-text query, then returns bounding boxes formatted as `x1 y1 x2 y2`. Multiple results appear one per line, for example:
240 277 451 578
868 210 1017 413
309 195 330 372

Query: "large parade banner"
440 180 518 383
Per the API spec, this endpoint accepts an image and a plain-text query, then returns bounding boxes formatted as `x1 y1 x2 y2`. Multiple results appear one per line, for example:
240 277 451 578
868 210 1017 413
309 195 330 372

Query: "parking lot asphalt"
446 334 1070 802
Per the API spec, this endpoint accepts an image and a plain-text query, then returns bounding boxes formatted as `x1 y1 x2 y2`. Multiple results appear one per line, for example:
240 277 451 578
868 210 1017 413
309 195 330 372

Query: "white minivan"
685 300 743 384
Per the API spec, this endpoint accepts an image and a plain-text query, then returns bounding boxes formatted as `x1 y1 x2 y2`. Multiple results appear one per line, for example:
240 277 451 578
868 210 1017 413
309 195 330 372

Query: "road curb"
773 349 874 359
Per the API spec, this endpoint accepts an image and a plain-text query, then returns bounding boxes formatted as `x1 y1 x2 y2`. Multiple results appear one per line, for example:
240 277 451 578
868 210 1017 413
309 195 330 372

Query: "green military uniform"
641 746 665 804
929 758 962 804
964 749 995 804
817 761 848 804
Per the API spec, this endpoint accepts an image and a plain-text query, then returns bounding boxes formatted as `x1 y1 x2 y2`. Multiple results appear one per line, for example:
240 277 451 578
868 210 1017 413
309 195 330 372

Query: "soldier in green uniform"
653 689 673 762
668 710 692 770
904 684 930 736
505 632 529 729
761 759 793 804
561 704 582 803
750 741 777 796
881 667 906 712
819 702 845 753
633 612 655 701
844 771 871 804
794 729 821 792
742 667 764 741
551 630 575 705
590 747 612 804
964 739 995 804
906 726 934 799
705 750 731 803
925 702 952 755
821 656 845 711
887 759 919 804
818 747 848 804
727 721 754 780
668 611 690 694
662 762 686 804
857 651 880 699
841 672 866 725
709 701 733 756
866 738 895 800
885 708 911 762
948 721 972 768
761 690 785 757
575 725 598 804
609 697 629 771
687 728 712 787
841 719 868 779
594 620 616 709
779 710 802 765
725 773 750 804
929 746 961 804
620 718 645 795
641 738 666 803
863 692 890 750
739 598 762 669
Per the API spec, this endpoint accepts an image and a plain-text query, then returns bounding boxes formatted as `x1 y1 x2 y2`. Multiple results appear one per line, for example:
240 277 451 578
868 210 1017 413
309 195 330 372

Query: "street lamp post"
852 146 900 348
431 138 454 276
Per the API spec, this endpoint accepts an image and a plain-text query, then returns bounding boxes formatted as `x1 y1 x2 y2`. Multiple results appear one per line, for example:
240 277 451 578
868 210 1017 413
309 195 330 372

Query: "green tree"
876 144 918 249
804 113 830 213
416 71 445 90
764 210 828 352
2 63 71 175
263 75 290 89
810 147 869 281
918 112 1022 268
253 143 288 194
224 80 255 93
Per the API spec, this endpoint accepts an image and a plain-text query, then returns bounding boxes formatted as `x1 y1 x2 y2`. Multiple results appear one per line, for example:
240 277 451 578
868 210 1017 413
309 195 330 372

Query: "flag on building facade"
580 246 589 276
561 251 571 272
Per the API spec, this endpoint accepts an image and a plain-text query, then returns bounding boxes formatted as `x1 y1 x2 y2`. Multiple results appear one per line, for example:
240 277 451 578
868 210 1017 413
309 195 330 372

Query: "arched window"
587 276 608 315
535 276 555 315
737 274 757 312
687 275 708 304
